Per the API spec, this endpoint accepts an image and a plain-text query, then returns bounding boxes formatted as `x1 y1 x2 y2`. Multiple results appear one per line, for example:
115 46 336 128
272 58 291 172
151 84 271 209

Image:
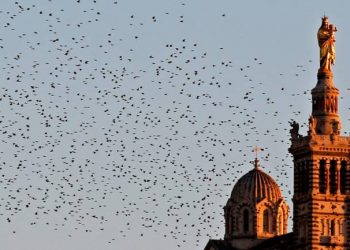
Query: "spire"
310 17 341 135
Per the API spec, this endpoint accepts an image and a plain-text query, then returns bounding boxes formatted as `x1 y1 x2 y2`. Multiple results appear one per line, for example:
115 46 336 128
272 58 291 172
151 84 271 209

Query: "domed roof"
230 160 282 203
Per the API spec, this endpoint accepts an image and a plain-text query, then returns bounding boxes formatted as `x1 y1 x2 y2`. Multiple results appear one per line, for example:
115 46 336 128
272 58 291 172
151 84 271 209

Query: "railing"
290 134 350 150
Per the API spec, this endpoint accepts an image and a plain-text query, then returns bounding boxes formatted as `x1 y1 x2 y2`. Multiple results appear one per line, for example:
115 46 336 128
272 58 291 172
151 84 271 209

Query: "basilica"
204 17 350 250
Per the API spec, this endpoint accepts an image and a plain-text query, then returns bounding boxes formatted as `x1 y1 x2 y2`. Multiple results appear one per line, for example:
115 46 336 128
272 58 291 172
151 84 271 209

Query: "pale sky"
0 1 350 250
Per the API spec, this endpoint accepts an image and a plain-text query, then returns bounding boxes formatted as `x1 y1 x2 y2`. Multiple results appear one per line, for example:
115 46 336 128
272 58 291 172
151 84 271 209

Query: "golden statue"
317 16 337 71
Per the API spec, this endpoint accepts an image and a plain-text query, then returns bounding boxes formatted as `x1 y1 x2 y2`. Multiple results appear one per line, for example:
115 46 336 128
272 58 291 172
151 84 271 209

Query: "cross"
253 146 261 169
253 145 261 159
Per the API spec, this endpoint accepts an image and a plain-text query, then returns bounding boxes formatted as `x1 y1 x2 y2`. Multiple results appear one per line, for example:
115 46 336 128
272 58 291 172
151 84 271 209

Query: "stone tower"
289 17 350 250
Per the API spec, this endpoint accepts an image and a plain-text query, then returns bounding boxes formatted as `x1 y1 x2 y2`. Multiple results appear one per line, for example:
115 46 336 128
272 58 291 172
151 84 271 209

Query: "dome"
224 159 289 241
230 163 282 203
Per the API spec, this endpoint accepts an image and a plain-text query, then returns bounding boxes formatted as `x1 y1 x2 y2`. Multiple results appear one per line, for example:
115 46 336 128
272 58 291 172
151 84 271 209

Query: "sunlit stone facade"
204 17 350 250
223 159 288 249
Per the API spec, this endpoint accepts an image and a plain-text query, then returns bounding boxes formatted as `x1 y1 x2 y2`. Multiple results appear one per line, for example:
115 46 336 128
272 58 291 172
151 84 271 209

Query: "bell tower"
311 70 341 135
289 17 350 250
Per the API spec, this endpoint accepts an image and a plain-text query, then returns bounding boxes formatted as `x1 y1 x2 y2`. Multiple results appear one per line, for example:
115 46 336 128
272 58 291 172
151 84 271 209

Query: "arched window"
326 96 329 112
331 96 335 113
319 160 326 194
263 209 270 233
243 209 249 233
295 164 301 194
330 160 337 194
300 162 309 195
330 220 335 236
278 213 283 235
340 161 347 194
303 164 309 194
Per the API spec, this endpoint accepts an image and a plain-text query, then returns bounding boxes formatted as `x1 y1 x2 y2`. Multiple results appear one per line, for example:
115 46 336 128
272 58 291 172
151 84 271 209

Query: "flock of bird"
0 1 350 250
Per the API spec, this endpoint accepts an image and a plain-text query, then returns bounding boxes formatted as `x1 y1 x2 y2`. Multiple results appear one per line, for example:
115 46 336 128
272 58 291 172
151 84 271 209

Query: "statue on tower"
317 16 337 71
289 120 300 140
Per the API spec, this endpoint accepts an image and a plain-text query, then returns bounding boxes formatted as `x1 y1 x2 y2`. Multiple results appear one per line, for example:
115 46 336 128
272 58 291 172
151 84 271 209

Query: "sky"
0 1 350 250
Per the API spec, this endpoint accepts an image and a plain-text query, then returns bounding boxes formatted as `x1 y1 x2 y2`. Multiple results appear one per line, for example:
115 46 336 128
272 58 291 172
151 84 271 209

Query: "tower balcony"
289 134 350 156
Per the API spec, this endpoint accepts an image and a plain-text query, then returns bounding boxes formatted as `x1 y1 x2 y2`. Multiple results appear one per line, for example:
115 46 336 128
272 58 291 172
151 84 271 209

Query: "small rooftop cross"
253 145 261 159
253 145 261 169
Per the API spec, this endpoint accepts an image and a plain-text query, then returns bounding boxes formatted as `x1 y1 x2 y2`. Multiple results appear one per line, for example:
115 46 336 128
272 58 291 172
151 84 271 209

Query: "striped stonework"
290 67 350 250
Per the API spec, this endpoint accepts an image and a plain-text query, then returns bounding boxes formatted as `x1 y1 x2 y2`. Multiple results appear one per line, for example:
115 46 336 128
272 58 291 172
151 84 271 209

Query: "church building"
204 16 350 250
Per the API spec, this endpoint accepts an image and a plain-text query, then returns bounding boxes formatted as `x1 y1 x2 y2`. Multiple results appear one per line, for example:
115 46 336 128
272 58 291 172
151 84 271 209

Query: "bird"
0 2 341 250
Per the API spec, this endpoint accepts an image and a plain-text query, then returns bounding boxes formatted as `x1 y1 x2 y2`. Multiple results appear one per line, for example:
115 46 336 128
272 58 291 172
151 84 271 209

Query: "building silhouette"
204 17 350 250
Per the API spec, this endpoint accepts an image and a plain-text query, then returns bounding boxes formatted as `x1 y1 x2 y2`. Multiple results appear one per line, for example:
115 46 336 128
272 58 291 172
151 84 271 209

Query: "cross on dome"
253 145 262 169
